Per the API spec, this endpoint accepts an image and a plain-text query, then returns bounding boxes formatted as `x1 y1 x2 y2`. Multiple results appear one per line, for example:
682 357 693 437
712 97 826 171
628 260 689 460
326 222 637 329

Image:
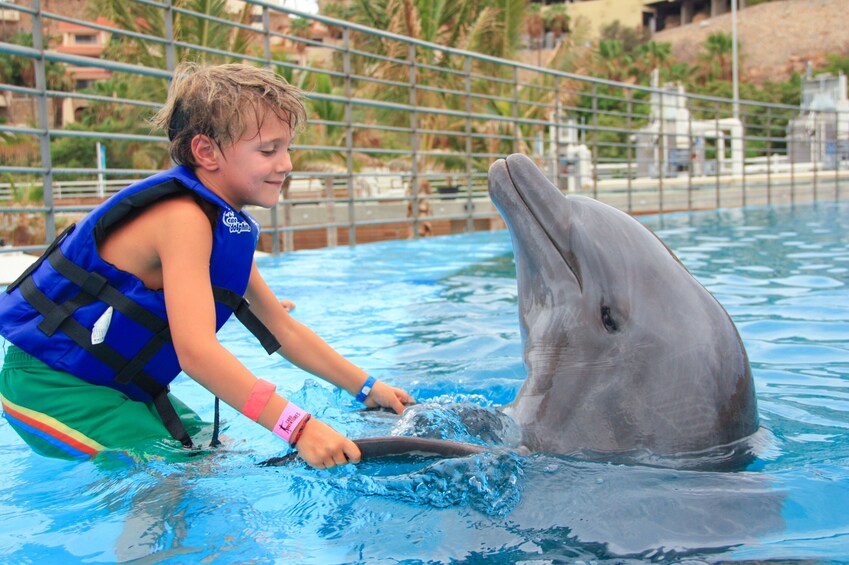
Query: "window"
74 34 97 45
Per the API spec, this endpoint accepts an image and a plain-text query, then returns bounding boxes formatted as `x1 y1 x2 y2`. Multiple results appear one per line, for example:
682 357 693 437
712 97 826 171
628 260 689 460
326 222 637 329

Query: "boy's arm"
244 262 414 414
156 199 359 468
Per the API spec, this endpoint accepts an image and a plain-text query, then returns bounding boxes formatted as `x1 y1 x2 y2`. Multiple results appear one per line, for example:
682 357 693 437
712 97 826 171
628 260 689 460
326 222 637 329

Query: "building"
642 0 743 33
531 0 747 38
55 16 113 91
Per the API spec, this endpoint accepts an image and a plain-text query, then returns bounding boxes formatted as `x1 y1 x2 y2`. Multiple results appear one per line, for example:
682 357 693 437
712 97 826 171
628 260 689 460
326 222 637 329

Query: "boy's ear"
191 134 220 171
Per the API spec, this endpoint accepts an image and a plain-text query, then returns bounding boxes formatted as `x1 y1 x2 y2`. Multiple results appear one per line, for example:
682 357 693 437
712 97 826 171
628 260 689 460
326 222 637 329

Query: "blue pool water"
1 201 848 563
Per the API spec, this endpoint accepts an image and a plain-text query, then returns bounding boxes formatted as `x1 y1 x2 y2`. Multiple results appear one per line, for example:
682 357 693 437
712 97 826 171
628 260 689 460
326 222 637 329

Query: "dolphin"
268 153 759 466
488 153 758 459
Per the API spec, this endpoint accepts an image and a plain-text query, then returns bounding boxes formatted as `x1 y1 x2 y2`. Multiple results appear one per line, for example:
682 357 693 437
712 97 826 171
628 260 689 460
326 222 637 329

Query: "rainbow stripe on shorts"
1 393 105 460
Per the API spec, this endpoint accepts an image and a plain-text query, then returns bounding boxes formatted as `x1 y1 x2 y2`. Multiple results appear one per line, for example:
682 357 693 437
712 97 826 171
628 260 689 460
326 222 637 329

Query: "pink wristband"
273 402 309 445
242 379 277 421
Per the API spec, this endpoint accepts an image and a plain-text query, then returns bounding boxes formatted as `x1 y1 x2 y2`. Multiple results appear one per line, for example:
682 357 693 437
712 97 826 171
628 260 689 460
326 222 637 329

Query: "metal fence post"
740 106 747 208
512 66 520 155
164 0 176 72
687 96 694 211
766 106 772 205
324 177 337 247
261 6 281 255
409 44 419 240
31 0 54 243
790 114 796 204
658 86 665 214
591 83 598 200
812 109 819 202
714 101 721 209
464 55 474 233
344 28 355 246
835 109 841 201
624 91 633 212
553 81 562 191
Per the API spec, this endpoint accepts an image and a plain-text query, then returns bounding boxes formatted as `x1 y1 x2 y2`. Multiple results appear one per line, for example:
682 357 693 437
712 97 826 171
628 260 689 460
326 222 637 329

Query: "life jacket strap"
210 396 222 448
92 179 186 244
212 287 281 354
152 389 194 448
47 250 169 334
38 291 97 336
113 328 171 385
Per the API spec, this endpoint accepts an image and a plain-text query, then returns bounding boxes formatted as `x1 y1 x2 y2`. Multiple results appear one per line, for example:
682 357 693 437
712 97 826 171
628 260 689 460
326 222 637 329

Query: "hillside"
653 0 848 83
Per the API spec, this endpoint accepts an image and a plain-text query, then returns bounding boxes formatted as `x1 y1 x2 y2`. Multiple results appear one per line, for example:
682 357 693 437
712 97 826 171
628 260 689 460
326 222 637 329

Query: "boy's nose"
277 151 293 173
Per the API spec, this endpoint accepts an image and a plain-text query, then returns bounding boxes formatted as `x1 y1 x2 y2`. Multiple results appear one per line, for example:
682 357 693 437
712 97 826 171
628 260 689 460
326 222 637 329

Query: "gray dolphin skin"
489 153 758 458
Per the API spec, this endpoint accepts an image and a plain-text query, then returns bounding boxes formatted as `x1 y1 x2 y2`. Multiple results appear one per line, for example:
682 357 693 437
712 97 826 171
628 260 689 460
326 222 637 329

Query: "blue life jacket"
0 166 279 446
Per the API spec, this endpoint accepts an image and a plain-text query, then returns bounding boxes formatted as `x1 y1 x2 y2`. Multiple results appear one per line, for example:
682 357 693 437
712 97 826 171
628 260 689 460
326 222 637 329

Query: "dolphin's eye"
601 305 618 333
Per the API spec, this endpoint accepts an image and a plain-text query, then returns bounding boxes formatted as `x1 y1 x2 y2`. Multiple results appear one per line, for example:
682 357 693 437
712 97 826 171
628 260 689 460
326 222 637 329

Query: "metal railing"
1 0 847 254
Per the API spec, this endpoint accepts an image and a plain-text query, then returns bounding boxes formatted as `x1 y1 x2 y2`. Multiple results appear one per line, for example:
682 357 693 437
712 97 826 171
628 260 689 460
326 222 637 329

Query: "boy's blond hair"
152 62 307 167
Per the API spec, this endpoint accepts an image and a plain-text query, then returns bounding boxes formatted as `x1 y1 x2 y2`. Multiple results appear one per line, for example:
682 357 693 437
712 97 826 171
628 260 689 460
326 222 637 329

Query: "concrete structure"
634 75 743 178
787 72 849 169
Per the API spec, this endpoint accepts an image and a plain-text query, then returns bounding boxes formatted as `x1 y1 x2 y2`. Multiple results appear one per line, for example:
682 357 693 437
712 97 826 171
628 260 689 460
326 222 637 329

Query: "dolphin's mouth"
497 155 583 292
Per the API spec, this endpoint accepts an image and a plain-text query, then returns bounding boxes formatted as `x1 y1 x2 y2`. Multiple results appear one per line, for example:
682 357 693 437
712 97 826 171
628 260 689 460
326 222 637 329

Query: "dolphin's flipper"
259 436 488 467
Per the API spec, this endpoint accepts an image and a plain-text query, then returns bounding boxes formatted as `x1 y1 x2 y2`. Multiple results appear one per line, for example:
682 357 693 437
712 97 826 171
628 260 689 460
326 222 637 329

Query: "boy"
0 63 413 469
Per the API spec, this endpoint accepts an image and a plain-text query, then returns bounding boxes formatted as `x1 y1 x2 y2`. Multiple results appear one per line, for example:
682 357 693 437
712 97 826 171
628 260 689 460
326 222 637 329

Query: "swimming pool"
1 200 847 563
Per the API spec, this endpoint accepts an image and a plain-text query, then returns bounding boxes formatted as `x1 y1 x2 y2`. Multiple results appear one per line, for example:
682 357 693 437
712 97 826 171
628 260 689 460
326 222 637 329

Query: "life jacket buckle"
81 272 108 297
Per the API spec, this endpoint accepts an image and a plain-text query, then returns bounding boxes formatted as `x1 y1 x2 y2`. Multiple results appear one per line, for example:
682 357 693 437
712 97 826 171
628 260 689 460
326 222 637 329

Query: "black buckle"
81 272 108 297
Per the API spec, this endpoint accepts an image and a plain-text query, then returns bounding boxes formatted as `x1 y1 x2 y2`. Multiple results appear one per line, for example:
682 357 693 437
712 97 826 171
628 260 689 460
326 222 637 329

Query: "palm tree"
90 0 254 70
465 0 526 63
525 4 545 51
340 0 530 178
635 41 672 78
695 32 735 83
596 39 634 83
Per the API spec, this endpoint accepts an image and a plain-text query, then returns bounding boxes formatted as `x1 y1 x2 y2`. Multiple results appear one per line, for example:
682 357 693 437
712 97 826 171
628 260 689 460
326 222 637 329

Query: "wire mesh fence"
1 0 846 254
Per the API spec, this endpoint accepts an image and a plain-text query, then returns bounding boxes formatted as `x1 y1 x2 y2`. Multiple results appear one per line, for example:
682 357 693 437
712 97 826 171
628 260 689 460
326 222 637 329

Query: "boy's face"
213 112 294 209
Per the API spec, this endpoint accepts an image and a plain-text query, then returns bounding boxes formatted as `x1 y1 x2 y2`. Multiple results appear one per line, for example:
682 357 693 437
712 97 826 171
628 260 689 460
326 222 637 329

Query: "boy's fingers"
385 394 405 414
343 440 361 464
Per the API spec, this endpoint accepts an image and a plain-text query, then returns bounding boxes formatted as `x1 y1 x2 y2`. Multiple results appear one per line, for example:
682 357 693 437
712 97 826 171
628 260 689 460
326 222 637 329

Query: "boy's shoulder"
147 193 218 231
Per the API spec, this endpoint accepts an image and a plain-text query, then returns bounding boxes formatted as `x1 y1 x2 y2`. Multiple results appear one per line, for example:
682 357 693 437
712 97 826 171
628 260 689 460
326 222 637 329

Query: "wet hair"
151 62 307 167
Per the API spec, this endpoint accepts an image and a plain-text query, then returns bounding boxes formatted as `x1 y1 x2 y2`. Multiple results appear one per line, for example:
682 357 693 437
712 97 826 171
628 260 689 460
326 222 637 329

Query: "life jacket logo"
223 210 251 234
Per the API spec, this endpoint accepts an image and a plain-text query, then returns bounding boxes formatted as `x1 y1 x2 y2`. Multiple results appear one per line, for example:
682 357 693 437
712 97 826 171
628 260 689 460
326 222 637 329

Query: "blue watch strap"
355 375 376 403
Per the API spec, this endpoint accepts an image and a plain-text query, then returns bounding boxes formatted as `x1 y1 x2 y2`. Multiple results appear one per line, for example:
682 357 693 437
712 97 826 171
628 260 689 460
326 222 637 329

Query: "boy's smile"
197 113 294 210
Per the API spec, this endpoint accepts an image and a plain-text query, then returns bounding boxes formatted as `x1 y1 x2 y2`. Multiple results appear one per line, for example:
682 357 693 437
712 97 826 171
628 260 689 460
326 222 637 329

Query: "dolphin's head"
489 154 758 459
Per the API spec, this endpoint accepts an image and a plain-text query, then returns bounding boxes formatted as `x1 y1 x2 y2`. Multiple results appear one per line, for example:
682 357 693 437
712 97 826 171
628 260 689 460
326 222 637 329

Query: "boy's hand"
296 418 360 469
363 381 415 414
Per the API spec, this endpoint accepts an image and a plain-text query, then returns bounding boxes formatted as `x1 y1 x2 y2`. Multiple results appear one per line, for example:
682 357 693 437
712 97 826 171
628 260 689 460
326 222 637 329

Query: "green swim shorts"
0 344 210 462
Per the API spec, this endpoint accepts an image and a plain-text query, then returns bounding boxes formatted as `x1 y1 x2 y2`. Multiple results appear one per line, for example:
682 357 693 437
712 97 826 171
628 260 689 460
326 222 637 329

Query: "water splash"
391 401 523 448
338 451 524 516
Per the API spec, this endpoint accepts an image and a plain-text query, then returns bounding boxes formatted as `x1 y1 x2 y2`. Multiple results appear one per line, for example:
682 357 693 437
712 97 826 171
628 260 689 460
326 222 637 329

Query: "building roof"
56 16 114 33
